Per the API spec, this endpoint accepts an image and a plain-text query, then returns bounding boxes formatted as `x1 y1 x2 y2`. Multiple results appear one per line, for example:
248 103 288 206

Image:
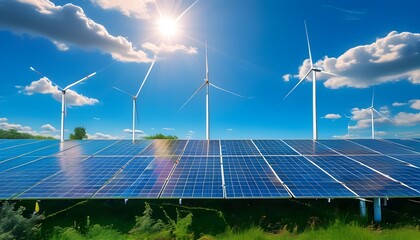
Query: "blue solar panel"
223 156 290 198
385 139 420 152
389 155 420 168
318 140 377 155
253 140 298 155
0 156 86 199
161 156 223 198
283 140 336 155
18 157 132 199
56 140 118 156
350 139 417 155
265 156 356 198
95 140 151 156
25 141 83 156
306 156 419 197
182 140 220 155
350 155 420 192
0 140 58 156
0 139 34 149
140 140 188 155
220 140 260 155
0 156 44 173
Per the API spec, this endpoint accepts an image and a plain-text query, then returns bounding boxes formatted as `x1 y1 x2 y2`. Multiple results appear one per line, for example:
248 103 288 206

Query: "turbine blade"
304 20 313 68
63 72 96 91
320 70 340 77
30 66 63 90
175 0 199 23
371 89 375 108
135 60 156 98
210 83 243 98
283 69 312 100
372 108 393 123
113 86 133 97
205 42 209 81
179 82 206 111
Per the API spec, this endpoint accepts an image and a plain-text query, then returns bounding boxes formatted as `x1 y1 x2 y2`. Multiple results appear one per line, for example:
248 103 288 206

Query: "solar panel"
17 156 132 199
0 156 86 199
95 140 151 156
350 139 418 155
265 156 356 198
350 155 420 192
389 155 420 168
56 140 118 156
0 140 58 156
24 141 83 157
93 156 178 198
283 140 336 155
385 139 420 152
182 140 220 156
220 140 260 156
140 140 188 156
0 156 44 173
253 140 298 155
0 139 33 149
223 156 290 198
161 156 223 198
306 156 419 197
318 140 377 155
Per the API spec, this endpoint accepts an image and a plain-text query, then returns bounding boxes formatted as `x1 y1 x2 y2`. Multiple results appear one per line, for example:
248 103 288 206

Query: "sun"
158 17 177 37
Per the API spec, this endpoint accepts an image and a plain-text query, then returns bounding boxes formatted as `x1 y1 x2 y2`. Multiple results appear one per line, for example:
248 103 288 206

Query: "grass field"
3 198 420 239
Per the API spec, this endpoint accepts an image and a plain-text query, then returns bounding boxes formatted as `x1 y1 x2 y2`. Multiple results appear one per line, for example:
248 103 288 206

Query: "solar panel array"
0 139 419 200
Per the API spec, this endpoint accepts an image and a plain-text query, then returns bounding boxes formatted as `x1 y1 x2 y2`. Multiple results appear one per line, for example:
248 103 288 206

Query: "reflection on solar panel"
161 156 223 198
223 156 290 198
94 156 177 198
319 140 377 155
221 140 259 155
265 156 356 198
284 140 336 155
182 140 220 155
253 140 298 155
95 140 151 156
306 156 419 197
18 157 132 199
390 155 420 167
350 139 418 154
140 140 187 155
350 155 420 192
385 139 420 152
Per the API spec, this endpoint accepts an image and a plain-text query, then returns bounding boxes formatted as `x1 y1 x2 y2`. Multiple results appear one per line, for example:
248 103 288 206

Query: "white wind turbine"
30 67 96 142
284 21 339 141
369 90 393 139
179 42 243 140
113 60 156 143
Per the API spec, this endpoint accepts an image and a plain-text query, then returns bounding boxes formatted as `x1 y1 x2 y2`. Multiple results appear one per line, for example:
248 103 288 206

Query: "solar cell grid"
0 140 58 156
161 156 223 198
389 155 420 167
0 156 43 173
182 140 220 155
18 156 132 199
94 156 178 198
265 156 356 198
95 140 151 156
319 140 377 155
221 140 260 155
252 140 298 155
223 156 290 198
283 140 336 155
385 139 420 152
350 139 418 155
306 156 419 197
140 140 188 155
56 140 118 156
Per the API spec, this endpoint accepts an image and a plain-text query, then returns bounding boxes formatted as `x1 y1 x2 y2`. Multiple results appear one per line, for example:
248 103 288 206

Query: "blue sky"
0 0 419 140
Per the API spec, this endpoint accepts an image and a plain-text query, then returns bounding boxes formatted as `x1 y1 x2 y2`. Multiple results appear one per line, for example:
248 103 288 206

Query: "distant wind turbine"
113 60 156 143
30 66 96 142
343 113 352 139
179 42 243 140
284 21 339 141
369 90 393 139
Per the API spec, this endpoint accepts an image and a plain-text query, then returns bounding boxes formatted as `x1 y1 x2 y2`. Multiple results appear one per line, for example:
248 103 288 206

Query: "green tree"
0 202 43 239
69 127 87 140
144 133 178 139
0 129 54 139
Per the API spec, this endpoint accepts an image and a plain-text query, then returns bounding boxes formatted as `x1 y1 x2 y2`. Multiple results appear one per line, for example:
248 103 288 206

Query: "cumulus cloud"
123 128 145 134
0 121 32 132
20 77 99 106
142 42 198 55
41 123 58 132
409 99 420 110
0 0 152 62
322 113 342 120
162 127 174 131
288 31 420 89
392 102 407 107
282 74 293 82
87 132 118 139
348 107 390 130
393 112 420 126
90 0 155 19
0 117 7 122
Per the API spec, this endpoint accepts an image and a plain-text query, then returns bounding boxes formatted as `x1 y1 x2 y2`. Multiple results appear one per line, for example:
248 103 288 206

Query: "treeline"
144 133 178 139
0 129 55 140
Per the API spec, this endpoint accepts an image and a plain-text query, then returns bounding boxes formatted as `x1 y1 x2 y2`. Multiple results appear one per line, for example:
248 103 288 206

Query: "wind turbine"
179 42 243 140
284 21 339 141
113 60 156 143
369 90 393 139
30 67 96 142
343 113 352 139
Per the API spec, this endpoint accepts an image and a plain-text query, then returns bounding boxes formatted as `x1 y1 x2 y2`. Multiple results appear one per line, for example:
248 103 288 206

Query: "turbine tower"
179 42 242 140
30 67 96 142
284 21 338 141
114 60 156 143
369 90 392 139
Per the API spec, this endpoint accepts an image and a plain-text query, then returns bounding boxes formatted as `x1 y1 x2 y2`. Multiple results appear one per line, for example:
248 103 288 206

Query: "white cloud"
392 102 407 107
0 0 152 62
20 77 99 106
142 42 198 55
123 128 145 134
162 127 174 131
393 112 420 126
0 117 7 122
322 113 342 120
282 74 292 82
288 31 420 89
226 128 233 131
348 107 390 130
41 123 58 132
90 0 155 19
87 132 118 140
409 99 420 110
0 121 32 132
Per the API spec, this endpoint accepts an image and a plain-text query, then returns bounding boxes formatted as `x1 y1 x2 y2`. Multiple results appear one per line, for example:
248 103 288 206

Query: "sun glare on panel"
158 17 177 37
